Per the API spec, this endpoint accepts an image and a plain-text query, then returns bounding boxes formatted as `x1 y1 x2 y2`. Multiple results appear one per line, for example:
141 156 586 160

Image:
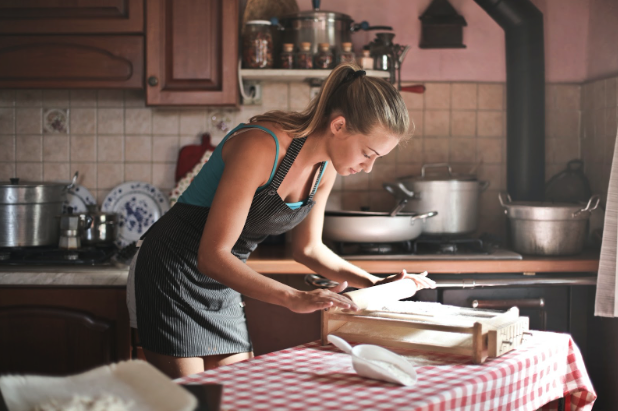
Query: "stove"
0 245 119 266
332 236 522 260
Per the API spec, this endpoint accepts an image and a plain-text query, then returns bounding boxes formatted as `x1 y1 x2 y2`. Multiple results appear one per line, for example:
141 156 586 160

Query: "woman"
127 63 436 378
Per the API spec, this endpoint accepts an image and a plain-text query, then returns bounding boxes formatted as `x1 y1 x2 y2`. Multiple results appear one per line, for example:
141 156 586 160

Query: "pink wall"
297 0 593 82
586 0 618 81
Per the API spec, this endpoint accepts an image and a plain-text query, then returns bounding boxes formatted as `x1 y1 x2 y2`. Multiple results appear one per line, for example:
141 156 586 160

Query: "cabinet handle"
472 298 545 309
147 76 159 87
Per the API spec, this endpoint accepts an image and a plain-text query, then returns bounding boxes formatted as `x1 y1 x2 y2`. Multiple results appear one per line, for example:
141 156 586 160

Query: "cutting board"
175 133 217 183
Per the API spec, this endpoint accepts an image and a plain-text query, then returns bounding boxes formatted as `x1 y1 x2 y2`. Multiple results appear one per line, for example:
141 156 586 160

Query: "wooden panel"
0 0 143 34
146 0 238 106
0 36 143 89
0 287 130 376
0 306 114 376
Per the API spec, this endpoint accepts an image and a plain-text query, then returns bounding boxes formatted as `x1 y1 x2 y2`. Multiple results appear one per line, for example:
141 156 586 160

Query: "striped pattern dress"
134 133 326 357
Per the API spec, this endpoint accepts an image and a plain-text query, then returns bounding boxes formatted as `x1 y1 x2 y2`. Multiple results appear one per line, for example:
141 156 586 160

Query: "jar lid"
342 42 352 50
246 20 272 25
283 43 294 51
300 42 312 50
318 43 330 49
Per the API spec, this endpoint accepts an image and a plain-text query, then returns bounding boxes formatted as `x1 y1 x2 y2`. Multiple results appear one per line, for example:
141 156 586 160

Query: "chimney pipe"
473 0 545 201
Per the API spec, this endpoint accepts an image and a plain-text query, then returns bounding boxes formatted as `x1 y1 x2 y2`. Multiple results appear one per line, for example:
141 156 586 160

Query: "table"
177 331 596 411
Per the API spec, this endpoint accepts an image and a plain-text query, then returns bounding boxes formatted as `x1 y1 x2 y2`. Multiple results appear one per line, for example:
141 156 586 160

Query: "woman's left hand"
374 270 436 291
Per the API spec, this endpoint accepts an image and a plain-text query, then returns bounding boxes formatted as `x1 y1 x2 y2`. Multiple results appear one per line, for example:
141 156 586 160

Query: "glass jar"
242 20 274 68
296 42 313 69
358 49 374 70
315 43 334 69
338 42 355 64
279 43 295 69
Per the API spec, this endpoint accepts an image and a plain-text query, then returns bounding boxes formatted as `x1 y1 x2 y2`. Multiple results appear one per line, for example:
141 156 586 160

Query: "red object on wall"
400 85 426 93
175 133 217 183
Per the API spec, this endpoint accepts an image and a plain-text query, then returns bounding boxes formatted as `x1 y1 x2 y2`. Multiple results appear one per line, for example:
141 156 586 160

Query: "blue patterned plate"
62 184 96 214
102 181 170 247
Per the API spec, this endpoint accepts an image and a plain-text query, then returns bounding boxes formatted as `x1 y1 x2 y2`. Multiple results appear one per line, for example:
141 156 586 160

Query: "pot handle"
65 171 78 191
409 211 438 223
498 192 513 207
383 182 415 199
479 181 490 192
573 195 601 218
421 163 452 178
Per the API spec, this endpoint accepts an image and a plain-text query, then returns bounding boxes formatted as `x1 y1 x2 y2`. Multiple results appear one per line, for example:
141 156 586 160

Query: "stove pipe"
473 0 545 201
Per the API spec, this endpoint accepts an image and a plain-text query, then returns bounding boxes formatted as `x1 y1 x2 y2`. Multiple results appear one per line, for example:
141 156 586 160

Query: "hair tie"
353 70 366 79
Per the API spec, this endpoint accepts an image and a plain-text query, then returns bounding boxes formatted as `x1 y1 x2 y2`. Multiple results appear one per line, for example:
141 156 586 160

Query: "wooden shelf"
240 69 390 82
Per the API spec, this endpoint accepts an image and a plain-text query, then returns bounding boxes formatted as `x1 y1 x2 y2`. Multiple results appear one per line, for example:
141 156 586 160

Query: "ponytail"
250 63 411 141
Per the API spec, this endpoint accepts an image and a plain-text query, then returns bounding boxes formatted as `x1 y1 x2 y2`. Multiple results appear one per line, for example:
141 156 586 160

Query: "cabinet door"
146 0 239 106
0 36 143 89
0 287 130 376
0 306 115 376
0 0 143 34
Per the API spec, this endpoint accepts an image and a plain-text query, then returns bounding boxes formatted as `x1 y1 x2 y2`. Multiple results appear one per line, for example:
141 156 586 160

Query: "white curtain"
596 127 618 317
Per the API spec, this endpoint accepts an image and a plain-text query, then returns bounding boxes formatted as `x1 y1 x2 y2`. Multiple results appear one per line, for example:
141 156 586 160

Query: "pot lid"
0 177 68 188
499 193 600 220
400 163 477 182
246 19 272 25
280 10 352 22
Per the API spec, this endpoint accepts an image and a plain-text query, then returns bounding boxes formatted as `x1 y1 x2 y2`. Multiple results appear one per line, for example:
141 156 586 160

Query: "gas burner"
439 243 458 254
64 251 79 261
0 245 117 266
359 243 394 254
414 236 487 255
334 240 413 256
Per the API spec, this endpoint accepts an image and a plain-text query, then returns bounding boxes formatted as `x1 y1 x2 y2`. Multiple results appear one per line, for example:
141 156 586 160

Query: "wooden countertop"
247 245 600 274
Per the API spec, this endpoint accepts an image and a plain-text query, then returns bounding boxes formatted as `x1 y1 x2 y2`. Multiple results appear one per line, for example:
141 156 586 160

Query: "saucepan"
323 210 437 243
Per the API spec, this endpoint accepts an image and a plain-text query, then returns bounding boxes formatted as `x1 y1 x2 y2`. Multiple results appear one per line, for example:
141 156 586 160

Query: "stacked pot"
0 177 75 247
396 164 490 236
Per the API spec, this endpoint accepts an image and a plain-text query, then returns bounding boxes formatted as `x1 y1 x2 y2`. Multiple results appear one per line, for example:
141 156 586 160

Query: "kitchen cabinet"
0 0 143 34
0 287 130 376
145 0 239 106
0 36 143 89
244 274 320 355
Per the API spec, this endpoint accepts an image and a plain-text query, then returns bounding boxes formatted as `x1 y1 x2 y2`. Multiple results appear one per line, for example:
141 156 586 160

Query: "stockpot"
396 164 490 235
499 193 600 256
279 0 392 56
0 173 77 247
323 210 437 243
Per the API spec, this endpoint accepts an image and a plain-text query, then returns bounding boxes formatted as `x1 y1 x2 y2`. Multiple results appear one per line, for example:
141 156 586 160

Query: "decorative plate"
43 108 69 134
102 181 170 247
63 184 96 214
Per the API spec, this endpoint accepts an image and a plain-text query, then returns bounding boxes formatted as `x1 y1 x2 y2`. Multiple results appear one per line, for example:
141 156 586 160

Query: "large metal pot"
0 173 77 247
323 210 437 243
396 164 490 235
279 0 392 56
499 193 600 255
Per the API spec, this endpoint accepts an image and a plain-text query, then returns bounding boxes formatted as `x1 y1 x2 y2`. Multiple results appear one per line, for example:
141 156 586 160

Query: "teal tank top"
178 123 327 210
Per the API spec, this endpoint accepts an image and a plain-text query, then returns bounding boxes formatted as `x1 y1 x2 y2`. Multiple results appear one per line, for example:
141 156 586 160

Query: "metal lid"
0 173 77 204
400 163 477 182
280 10 353 22
246 20 272 25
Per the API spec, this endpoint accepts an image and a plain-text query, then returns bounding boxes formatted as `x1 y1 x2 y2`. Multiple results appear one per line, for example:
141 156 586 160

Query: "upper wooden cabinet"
145 0 239 106
0 0 144 34
0 36 143 89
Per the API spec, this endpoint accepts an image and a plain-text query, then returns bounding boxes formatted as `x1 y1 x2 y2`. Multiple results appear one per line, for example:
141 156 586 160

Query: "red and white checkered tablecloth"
177 331 596 411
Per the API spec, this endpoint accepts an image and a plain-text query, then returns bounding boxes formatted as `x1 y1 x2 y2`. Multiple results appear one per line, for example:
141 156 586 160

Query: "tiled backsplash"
0 80 590 239
580 75 617 204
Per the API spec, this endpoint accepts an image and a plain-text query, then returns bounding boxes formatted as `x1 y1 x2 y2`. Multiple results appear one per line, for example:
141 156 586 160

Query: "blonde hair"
250 63 411 141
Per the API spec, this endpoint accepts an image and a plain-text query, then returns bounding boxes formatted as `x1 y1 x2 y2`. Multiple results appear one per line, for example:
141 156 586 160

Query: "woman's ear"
330 115 346 136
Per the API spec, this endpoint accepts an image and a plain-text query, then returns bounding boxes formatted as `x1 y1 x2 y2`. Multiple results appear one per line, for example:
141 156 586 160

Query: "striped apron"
134 132 325 357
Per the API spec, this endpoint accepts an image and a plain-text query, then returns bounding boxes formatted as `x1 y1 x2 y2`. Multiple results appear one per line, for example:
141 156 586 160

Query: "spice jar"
296 42 313 69
315 43 334 69
279 43 295 69
338 42 356 64
242 20 274 68
358 49 374 70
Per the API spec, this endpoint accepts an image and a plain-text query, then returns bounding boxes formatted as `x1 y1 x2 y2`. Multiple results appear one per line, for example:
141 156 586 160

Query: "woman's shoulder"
223 121 292 159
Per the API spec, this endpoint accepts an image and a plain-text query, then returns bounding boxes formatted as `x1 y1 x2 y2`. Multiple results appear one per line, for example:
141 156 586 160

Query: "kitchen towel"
595 126 618 317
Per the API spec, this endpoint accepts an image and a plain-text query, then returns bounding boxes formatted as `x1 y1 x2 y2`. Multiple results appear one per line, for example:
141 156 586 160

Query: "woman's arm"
196 131 358 313
291 165 436 291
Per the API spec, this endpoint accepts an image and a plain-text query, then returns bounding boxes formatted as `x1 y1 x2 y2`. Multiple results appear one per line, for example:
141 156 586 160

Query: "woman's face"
329 119 400 176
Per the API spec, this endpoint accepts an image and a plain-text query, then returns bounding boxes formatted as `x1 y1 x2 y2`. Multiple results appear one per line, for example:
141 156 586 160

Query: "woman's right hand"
287 281 359 314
